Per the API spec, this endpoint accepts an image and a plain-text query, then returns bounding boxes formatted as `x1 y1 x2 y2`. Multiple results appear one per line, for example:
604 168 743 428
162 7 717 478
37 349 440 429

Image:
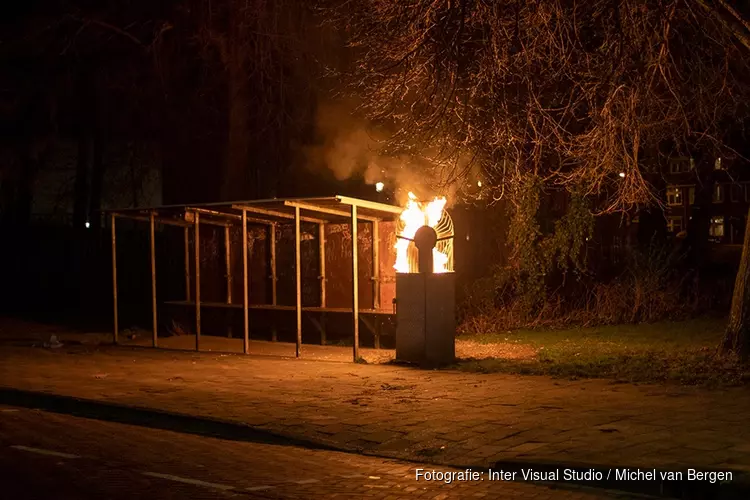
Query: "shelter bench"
164 300 394 348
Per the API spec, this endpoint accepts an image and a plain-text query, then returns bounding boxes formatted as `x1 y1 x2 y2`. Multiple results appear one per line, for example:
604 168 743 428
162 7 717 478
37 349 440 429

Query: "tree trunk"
15 145 41 227
130 145 139 207
0 167 15 226
73 133 92 229
223 75 251 201
73 69 94 230
722 203 750 358
89 132 106 232
3 95 50 227
221 0 252 201
637 175 667 249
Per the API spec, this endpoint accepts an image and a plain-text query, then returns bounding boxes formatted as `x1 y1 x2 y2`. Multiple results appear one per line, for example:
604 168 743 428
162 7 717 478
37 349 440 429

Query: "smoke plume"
304 101 460 205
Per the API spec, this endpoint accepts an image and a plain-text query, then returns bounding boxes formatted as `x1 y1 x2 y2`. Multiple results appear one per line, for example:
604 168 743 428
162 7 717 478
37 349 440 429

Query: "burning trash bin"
394 194 456 366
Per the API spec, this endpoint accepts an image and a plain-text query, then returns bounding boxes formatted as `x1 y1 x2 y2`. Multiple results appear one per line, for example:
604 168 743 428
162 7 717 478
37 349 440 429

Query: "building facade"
665 156 747 246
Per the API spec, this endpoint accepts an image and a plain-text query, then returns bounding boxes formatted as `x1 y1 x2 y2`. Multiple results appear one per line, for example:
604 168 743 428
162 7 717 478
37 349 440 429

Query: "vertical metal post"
294 207 302 358
184 226 191 302
372 219 380 349
270 222 278 342
194 211 201 351
242 210 249 354
319 223 326 307
149 212 158 348
224 225 233 339
225 225 233 304
111 213 119 345
351 205 359 362
372 220 380 310
270 223 277 306
318 223 326 346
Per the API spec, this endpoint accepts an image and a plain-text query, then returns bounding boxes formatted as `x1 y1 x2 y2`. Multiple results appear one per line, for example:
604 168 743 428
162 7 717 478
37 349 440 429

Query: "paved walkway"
2 342 750 482
0 317 534 363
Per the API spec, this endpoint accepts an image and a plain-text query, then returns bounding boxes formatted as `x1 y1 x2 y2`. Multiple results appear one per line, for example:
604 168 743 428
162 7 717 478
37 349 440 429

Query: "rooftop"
107 196 404 226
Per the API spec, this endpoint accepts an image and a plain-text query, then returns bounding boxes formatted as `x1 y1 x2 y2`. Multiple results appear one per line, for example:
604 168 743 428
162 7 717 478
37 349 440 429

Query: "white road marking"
246 485 275 491
141 472 235 491
10 445 80 459
295 479 319 485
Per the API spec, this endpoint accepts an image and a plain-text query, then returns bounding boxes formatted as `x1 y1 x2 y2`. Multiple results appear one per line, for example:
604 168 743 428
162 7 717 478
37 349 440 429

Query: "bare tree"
334 0 750 209
1 1 172 229
332 0 750 353
192 0 321 200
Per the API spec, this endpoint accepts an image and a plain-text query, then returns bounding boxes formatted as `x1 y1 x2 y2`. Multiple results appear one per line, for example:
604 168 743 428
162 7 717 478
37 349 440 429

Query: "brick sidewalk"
1 344 749 478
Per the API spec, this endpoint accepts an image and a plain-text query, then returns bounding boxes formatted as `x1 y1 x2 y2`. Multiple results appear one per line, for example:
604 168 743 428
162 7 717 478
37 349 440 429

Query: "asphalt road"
0 405 638 499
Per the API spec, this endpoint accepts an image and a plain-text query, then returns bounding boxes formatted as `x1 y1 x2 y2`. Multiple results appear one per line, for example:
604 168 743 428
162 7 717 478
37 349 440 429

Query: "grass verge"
454 317 750 386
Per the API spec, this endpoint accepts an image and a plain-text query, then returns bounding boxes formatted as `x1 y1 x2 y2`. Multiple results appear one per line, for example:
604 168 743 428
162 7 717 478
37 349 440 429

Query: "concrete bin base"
395 272 455 366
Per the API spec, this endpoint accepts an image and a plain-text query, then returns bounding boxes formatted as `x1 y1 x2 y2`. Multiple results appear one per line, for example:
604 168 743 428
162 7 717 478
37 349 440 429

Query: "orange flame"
394 192 449 273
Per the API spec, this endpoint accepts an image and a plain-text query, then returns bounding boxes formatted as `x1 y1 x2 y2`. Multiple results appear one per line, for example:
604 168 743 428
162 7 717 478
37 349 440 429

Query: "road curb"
0 387 341 452
2 386 748 499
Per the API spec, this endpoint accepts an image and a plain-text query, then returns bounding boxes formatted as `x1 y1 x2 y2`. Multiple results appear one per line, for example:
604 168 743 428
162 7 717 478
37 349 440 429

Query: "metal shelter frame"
106 196 403 362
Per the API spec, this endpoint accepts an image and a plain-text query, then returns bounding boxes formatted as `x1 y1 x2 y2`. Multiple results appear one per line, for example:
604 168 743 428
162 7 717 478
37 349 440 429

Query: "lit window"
715 158 724 170
713 184 725 203
667 216 683 233
710 216 725 239
688 187 695 205
667 187 683 206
